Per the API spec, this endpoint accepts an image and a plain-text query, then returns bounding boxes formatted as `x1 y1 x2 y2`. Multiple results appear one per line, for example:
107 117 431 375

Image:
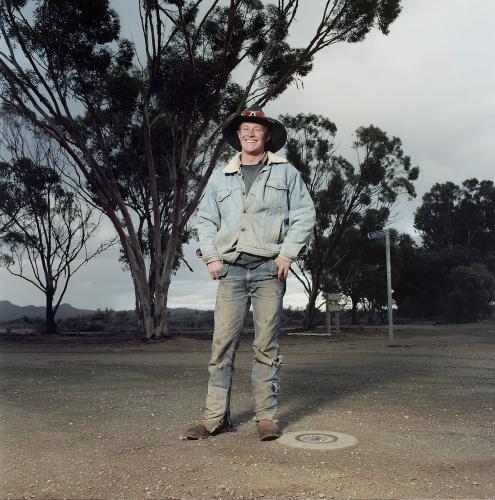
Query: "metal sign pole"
385 229 394 345
368 229 395 346
325 293 331 334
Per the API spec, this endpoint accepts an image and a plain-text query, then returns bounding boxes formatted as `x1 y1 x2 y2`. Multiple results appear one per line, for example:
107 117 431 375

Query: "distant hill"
0 301 210 323
167 307 201 317
0 301 95 322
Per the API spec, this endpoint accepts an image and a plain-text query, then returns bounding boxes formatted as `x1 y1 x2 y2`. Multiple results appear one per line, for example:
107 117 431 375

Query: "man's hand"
207 260 223 280
274 256 291 279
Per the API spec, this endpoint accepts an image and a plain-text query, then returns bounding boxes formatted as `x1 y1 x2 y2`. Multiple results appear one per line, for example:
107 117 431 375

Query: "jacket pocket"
217 189 231 202
265 178 288 209
216 188 232 216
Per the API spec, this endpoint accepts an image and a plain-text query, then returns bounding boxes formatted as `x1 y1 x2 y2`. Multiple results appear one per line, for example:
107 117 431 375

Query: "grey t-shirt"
235 162 269 269
241 162 263 195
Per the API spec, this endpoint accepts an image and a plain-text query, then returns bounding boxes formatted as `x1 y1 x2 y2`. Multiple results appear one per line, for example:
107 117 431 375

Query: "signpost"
325 293 341 335
367 229 394 346
367 230 385 240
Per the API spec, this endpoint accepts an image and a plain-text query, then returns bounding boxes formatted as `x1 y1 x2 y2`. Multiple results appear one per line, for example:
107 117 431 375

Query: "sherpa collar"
222 151 287 173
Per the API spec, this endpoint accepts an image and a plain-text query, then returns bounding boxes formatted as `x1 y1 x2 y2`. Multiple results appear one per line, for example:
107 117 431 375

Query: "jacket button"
241 227 246 231
242 191 246 195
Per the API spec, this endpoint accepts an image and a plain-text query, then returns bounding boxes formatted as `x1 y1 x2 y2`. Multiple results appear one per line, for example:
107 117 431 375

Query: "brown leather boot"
257 420 282 441
184 424 210 440
184 418 233 440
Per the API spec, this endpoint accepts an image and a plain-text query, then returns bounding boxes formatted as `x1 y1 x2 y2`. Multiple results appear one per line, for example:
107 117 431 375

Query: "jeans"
201 259 286 431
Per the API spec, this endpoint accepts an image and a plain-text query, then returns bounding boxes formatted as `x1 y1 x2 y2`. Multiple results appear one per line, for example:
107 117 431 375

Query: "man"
185 105 315 441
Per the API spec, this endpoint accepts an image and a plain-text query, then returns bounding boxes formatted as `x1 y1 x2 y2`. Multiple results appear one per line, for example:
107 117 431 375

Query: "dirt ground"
1 322 494 499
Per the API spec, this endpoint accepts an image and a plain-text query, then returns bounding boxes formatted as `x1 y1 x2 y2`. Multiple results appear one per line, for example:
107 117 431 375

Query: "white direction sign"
367 230 385 240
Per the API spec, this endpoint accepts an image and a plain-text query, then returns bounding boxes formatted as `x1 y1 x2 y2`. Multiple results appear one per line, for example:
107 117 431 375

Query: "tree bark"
154 215 182 339
151 271 168 339
45 290 57 335
303 270 321 330
132 273 145 336
123 239 155 339
351 298 358 325
367 308 374 325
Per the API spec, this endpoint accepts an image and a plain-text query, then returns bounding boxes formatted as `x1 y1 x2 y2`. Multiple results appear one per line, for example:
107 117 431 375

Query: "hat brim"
222 114 287 153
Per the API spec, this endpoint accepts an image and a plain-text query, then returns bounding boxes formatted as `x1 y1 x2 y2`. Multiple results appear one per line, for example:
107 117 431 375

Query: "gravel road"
1 322 494 499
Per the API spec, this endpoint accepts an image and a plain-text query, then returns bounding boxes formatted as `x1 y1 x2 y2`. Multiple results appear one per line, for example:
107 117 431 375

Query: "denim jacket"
197 151 316 264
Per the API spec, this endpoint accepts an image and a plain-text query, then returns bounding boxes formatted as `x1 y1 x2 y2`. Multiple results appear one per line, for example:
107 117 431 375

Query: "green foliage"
0 157 79 254
445 264 495 322
397 178 495 321
394 244 470 319
0 167 21 236
281 113 419 327
281 113 337 189
30 0 124 94
326 212 403 324
415 179 495 252
335 0 402 41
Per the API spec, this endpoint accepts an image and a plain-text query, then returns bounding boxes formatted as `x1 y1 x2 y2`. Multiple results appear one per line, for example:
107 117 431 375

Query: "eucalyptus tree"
0 0 403 338
324 208 392 324
393 178 495 321
282 115 419 328
415 179 495 253
0 121 115 334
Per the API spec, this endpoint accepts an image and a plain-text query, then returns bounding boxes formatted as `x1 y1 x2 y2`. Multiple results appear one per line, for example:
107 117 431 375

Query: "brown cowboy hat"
222 105 287 153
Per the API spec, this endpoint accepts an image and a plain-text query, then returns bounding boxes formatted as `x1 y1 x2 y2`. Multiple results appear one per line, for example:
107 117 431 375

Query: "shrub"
445 264 495 322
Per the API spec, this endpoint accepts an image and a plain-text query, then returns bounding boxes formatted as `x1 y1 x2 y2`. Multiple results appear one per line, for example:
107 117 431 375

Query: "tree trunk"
117 229 171 340
132 274 145 336
153 231 181 339
379 308 386 324
126 240 178 340
303 270 321 330
351 298 359 325
151 278 168 339
125 246 154 339
159 266 173 338
367 307 374 325
45 291 57 335
135 277 154 339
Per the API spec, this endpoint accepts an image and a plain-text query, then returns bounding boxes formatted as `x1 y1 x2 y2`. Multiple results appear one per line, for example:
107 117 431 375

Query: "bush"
445 264 495 322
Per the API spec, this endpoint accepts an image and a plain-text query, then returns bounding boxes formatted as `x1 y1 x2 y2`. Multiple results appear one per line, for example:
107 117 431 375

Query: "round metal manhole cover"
277 431 357 450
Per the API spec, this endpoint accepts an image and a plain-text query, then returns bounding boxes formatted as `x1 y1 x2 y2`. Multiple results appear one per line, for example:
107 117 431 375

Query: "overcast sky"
1 0 494 310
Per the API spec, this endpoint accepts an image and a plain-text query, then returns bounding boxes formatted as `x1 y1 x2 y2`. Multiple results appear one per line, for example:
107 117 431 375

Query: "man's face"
237 121 270 156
